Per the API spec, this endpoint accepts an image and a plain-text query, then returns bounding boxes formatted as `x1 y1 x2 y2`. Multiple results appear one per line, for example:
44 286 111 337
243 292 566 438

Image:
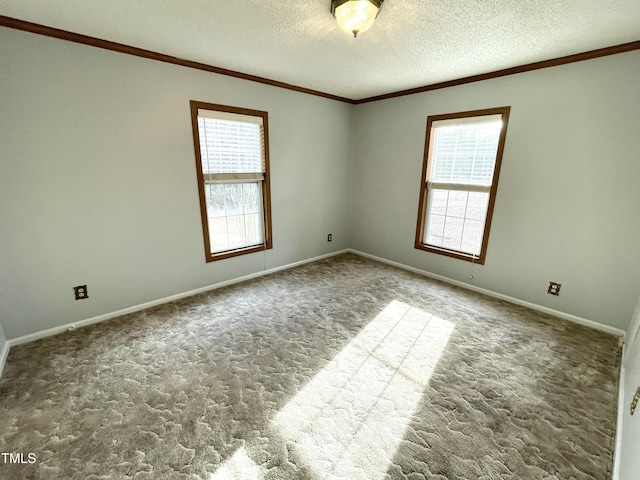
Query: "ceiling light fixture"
331 0 384 38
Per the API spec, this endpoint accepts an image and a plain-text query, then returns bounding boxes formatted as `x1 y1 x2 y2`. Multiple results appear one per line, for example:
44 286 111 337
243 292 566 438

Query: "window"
190 101 272 262
415 107 510 264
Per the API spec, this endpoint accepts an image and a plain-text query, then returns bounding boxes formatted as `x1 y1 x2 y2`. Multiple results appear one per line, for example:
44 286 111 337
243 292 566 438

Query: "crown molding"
0 15 355 104
1 15 638 105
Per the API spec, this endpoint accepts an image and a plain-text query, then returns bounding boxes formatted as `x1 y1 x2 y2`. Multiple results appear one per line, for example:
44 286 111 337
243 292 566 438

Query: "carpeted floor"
0 253 621 479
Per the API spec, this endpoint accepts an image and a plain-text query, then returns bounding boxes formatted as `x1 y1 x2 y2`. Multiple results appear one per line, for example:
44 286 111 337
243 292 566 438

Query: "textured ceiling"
1 0 639 100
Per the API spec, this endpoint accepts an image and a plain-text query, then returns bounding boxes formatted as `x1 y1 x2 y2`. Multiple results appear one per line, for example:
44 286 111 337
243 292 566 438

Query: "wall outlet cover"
74 285 89 300
548 282 561 296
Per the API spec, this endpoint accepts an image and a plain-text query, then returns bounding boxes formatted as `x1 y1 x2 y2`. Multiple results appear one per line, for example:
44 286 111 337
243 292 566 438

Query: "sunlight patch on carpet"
275 300 454 479
210 447 260 480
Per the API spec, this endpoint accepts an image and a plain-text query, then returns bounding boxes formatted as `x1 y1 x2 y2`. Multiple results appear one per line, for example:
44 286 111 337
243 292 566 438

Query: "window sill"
206 243 271 263
414 243 485 265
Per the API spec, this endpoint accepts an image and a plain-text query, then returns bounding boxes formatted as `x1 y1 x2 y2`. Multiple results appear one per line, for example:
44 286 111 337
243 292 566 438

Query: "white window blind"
429 118 502 187
197 110 265 179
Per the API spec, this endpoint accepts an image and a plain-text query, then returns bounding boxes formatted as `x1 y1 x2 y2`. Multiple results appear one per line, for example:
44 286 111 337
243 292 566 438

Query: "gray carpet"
0 253 621 479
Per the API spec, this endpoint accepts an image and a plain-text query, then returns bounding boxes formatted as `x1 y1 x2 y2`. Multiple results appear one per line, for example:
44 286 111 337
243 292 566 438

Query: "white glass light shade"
334 0 380 37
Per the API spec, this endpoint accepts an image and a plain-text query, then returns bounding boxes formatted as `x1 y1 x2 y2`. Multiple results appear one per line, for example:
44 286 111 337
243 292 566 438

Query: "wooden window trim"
189 100 273 263
414 106 511 265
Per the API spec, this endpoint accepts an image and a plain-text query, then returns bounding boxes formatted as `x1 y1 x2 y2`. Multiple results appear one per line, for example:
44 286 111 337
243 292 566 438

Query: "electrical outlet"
547 282 561 296
327 233 332 242
74 285 89 300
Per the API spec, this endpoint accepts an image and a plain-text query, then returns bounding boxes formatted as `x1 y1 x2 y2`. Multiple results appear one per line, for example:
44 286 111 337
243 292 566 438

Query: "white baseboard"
348 249 626 337
7 249 350 349
0 341 9 379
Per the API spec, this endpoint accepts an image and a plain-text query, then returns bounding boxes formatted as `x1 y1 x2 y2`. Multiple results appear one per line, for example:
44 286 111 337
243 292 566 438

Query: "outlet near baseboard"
547 282 561 296
74 285 89 300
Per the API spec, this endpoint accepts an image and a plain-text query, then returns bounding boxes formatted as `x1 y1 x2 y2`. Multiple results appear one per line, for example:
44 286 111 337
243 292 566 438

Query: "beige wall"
0 27 353 339
350 51 640 330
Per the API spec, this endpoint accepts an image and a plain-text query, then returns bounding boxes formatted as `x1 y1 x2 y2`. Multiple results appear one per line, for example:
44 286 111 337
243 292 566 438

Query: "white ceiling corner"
1 0 639 100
